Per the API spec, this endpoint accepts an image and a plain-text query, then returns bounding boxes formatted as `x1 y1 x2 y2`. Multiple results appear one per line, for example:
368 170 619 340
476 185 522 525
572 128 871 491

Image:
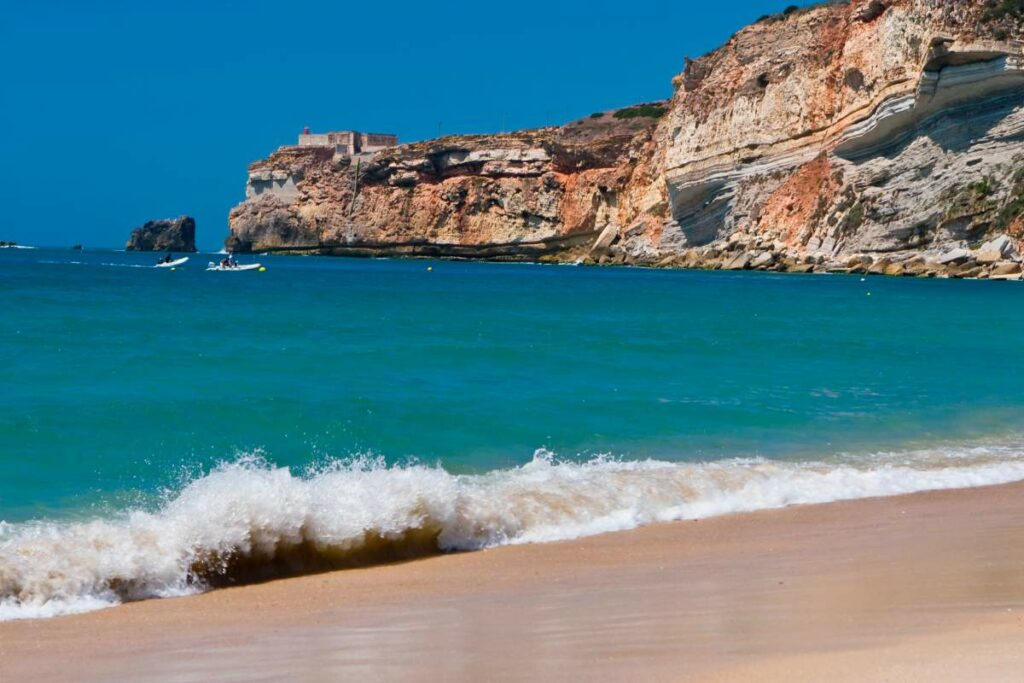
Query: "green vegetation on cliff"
613 104 667 120
995 169 1024 229
983 0 1024 21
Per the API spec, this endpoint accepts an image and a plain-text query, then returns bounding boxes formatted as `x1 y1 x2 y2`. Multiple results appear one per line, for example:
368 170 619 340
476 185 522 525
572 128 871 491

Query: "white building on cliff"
297 128 398 157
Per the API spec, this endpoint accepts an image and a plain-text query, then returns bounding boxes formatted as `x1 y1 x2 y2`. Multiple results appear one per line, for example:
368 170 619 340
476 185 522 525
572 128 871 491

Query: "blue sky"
0 0 815 249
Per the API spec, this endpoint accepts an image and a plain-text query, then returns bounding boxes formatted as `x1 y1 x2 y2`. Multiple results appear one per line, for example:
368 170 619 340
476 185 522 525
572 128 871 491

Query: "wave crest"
4 443 1024 620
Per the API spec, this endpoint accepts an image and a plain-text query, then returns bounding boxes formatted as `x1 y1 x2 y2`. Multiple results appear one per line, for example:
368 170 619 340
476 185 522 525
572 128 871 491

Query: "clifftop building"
244 128 400 203
297 128 398 156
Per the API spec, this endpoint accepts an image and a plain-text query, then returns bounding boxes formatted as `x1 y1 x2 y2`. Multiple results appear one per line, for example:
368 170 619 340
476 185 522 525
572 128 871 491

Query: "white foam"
0 595 118 621
3 444 1024 621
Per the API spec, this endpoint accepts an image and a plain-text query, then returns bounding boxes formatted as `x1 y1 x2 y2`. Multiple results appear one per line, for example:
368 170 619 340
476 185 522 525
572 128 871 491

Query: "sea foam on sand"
3 442 1024 621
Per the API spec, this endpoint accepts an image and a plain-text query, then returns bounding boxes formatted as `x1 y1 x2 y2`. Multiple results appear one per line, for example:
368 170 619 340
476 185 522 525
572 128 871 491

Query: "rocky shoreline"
226 1 1024 282
630 234 1023 281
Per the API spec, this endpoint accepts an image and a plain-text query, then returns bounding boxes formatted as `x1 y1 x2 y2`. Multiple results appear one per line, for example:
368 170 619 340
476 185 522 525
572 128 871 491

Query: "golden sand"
4 483 1024 682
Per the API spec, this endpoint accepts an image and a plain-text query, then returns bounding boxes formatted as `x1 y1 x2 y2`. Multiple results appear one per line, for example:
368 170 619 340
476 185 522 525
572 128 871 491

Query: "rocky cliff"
227 108 662 261
228 0 1024 279
126 216 197 252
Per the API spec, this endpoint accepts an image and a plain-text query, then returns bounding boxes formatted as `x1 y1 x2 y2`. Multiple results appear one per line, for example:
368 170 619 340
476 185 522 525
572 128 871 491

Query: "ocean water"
2 247 1024 619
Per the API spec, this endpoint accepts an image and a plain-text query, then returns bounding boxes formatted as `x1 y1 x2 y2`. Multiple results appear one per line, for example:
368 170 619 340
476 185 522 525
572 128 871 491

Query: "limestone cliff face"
228 0 1024 278
635 0 1024 276
126 216 197 252
227 113 659 261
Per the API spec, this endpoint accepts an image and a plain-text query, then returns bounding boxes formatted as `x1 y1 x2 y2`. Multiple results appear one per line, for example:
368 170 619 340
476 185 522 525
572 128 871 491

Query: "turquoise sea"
3 247 1024 618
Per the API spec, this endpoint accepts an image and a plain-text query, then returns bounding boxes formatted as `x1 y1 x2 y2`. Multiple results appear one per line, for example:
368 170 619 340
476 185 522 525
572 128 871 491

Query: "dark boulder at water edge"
125 216 197 252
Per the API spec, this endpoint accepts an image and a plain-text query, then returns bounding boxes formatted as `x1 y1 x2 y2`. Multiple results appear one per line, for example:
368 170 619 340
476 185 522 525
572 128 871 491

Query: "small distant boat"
207 261 263 272
155 257 189 269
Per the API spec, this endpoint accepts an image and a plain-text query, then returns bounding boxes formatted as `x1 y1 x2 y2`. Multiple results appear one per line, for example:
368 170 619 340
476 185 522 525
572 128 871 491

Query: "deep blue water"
2 247 1023 522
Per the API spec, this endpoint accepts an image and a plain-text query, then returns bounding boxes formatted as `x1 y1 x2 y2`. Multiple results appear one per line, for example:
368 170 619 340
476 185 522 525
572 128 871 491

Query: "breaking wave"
4 442 1024 621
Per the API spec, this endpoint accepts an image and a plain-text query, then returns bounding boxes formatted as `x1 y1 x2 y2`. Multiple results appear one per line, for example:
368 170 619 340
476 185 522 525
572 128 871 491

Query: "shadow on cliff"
836 89 1024 165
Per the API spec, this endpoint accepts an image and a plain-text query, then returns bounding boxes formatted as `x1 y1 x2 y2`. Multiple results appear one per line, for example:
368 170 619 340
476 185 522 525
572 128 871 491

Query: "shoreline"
228 245 1024 281
4 482 1024 681
9 245 1024 282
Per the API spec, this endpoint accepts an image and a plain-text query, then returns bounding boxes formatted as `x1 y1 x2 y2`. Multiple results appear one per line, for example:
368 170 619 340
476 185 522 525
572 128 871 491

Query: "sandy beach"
2 482 1022 682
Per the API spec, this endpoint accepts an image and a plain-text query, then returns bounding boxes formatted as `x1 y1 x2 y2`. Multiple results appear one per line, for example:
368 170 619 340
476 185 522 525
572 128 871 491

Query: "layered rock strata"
227 111 661 262
228 0 1024 279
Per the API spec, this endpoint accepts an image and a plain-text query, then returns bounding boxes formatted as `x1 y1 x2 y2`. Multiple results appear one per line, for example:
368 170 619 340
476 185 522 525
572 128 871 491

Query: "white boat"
207 262 263 272
154 257 189 268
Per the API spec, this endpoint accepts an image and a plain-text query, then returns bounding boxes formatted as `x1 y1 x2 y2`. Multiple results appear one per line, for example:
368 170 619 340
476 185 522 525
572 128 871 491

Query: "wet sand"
3 482 1024 682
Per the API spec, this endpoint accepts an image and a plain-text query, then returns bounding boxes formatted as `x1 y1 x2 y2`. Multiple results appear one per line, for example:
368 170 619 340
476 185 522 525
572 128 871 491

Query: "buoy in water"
259 266 267 272
170 267 176 272
427 266 433 272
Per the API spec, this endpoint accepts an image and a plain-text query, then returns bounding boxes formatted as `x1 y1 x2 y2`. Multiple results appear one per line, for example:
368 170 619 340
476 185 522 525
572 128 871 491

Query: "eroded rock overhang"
664 38 1024 246
836 42 1024 158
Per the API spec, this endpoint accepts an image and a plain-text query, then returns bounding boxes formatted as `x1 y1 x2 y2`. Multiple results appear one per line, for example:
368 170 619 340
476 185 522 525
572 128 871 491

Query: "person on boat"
227 253 238 268
161 253 174 264
219 257 231 268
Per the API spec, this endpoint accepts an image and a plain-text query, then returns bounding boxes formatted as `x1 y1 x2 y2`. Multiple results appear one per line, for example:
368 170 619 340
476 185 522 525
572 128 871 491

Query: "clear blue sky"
0 0 815 250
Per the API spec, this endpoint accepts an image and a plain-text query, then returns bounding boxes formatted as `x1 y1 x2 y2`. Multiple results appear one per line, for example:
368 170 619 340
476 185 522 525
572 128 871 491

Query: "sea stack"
125 216 197 252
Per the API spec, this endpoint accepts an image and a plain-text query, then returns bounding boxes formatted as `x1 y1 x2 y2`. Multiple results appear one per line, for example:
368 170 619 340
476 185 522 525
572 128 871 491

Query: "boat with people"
207 254 263 271
155 255 189 268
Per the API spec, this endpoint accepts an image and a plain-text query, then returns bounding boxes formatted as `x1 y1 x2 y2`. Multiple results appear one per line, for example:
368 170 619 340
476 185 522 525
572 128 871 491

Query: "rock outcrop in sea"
126 216 197 252
227 0 1024 279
